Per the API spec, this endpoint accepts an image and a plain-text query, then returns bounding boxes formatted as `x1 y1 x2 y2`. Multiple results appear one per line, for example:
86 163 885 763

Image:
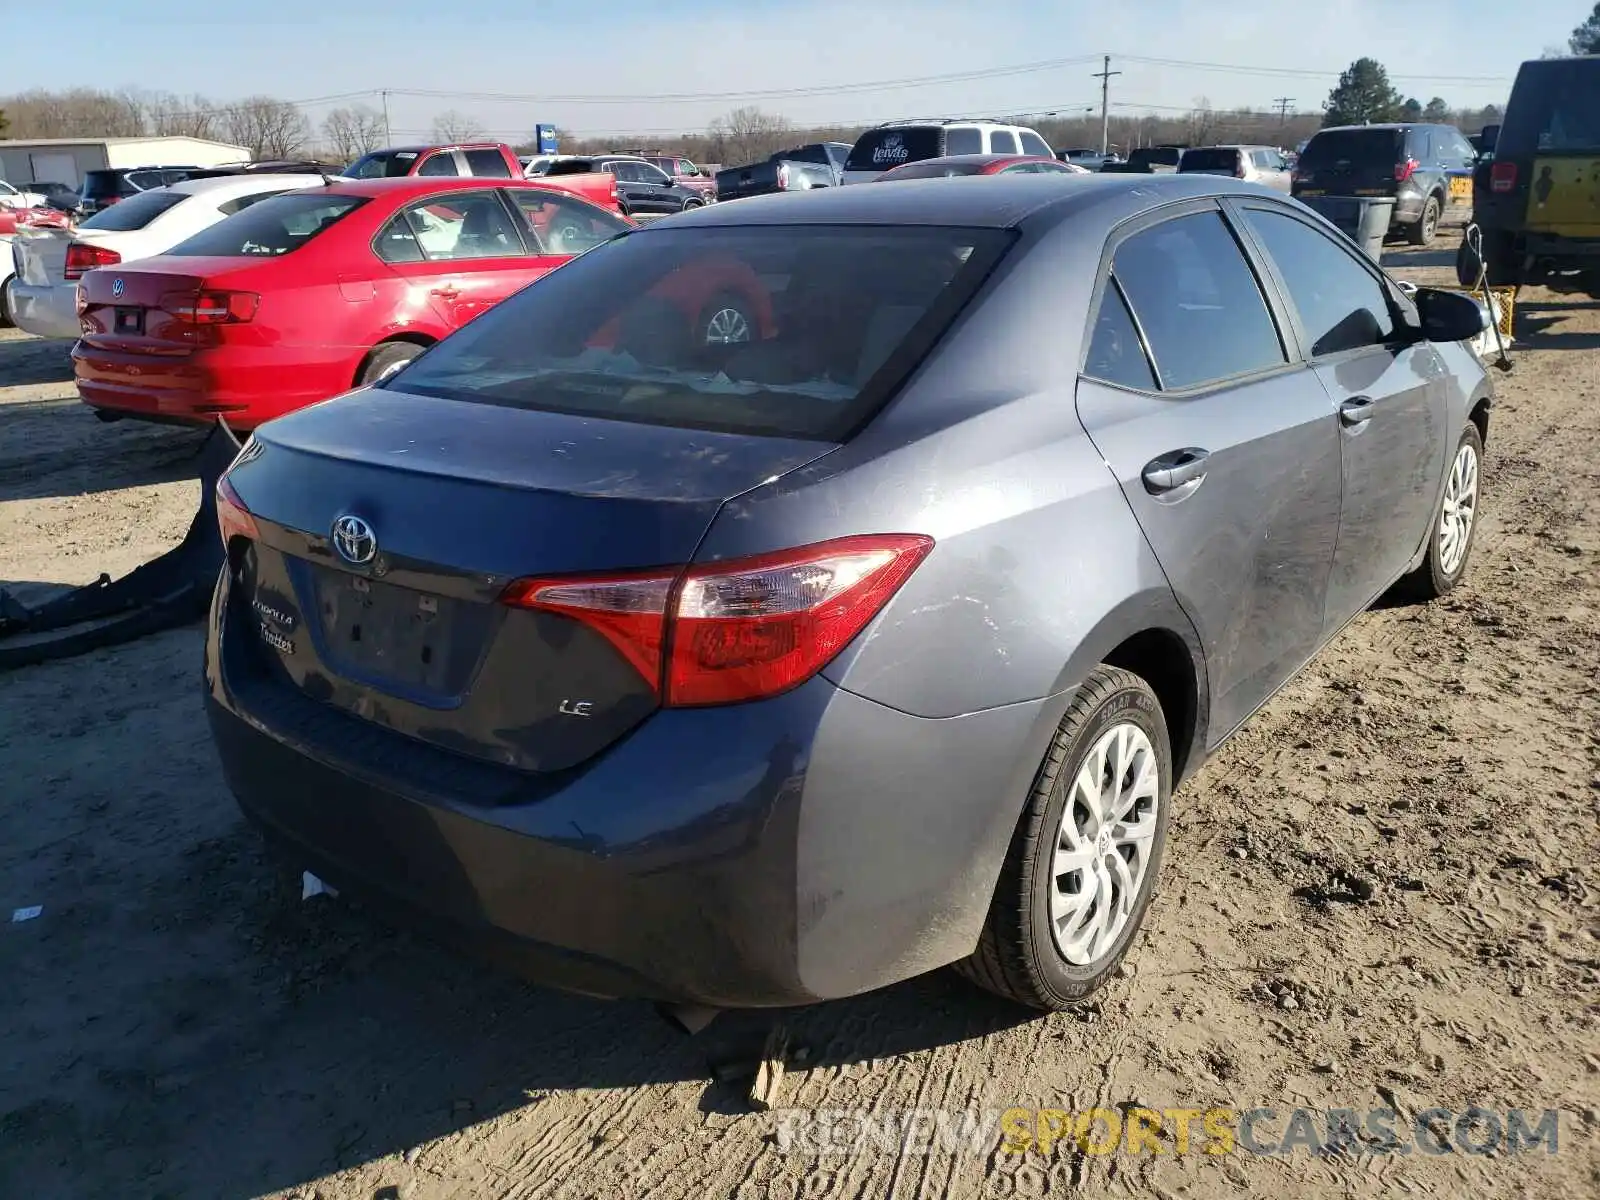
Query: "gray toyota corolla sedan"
205 175 1492 1013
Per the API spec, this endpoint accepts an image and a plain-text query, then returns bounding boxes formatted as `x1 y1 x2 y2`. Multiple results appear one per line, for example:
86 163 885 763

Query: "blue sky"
10 1 1583 139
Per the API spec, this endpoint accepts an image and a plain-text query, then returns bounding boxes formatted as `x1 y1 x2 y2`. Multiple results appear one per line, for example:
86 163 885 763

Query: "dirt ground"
1 233 1596 1200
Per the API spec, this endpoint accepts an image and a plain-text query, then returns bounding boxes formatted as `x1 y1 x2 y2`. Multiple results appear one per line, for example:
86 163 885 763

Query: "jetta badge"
331 514 378 565
111 278 125 298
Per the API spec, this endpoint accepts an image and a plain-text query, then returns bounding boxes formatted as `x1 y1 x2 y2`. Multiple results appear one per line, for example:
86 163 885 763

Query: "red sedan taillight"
501 533 935 706
63 242 121 280
161 289 259 324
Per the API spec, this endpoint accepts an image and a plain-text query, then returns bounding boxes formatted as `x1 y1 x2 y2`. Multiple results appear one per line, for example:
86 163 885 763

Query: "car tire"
358 340 424 386
0 276 14 329
1399 421 1484 601
697 292 754 345
954 665 1172 1012
1408 194 1441 246
682 197 704 211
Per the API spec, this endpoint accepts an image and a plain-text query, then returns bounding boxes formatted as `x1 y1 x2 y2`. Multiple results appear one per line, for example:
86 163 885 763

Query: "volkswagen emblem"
111 278 125 298
331 515 377 565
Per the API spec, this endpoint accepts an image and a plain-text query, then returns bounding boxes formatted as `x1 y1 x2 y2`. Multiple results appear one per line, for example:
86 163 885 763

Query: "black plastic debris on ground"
0 420 241 670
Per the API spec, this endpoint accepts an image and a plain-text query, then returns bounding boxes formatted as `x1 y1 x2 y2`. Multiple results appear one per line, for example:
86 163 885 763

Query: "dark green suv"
1457 55 1600 291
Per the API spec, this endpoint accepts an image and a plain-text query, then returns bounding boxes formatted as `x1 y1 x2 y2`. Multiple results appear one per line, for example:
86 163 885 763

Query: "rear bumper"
72 341 360 430
11 280 79 340
204 566 1055 1007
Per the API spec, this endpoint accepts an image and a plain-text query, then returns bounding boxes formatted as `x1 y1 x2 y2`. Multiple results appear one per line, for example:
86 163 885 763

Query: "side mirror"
1415 287 1489 343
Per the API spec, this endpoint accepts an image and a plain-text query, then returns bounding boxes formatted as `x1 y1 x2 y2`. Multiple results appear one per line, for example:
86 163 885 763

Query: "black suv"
76 165 207 215
1458 55 1600 291
544 156 704 217
1292 123 1477 245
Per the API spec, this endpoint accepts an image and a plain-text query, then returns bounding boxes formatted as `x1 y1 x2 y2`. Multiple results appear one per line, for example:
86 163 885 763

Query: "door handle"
1339 396 1376 427
430 284 461 300
1141 447 1211 495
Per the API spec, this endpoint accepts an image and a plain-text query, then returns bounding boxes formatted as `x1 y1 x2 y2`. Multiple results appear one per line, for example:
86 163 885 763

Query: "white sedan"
0 179 48 210
8 172 328 340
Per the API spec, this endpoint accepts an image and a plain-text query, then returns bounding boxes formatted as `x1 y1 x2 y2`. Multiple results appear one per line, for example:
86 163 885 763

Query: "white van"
841 120 1056 184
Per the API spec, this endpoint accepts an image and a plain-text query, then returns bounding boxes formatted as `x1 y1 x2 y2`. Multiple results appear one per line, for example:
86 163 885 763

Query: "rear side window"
1239 208 1396 356
418 152 460 177
989 130 1019 155
1112 210 1286 390
1084 281 1157 390
1301 129 1402 168
543 160 594 176
79 171 131 200
347 150 419 178
944 128 982 155
78 189 186 231
386 225 1013 441
1019 131 1053 158
846 127 943 171
165 193 367 257
1179 148 1240 173
1499 60 1600 154
463 148 513 177
125 170 172 191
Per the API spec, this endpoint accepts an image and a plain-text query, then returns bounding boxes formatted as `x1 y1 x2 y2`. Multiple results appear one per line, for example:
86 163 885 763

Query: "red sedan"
875 154 1092 180
73 177 772 429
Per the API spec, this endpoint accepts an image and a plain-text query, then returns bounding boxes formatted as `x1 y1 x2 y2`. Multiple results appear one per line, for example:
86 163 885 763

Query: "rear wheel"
682 197 704 211
955 665 1172 1011
358 340 424 386
1400 422 1483 601
0 276 14 328
1408 194 1442 246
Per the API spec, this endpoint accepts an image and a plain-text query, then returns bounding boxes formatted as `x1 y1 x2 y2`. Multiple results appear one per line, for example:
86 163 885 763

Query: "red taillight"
63 242 121 280
1395 157 1419 183
500 533 935 707
215 474 258 545
1491 160 1518 193
161 289 259 324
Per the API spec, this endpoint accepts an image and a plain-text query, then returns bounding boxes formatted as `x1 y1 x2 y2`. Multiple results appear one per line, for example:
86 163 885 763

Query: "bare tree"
323 105 388 161
0 88 143 139
430 110 486 143
1186 97 1216 146
223 96 311 159
705 106 793 167
131 89 221 140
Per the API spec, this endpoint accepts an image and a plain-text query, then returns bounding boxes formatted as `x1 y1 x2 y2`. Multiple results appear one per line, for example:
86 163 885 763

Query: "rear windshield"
1178 148 1239 173
78 189 187 231
1130 148 1183 167
881 160 986 179
346 150 420 178
386 225 1013 441
1499 59 1600 154
164 192 367 257
846 128 942 172
80 170 137 200
543 160 596 176
1300 129 1402 167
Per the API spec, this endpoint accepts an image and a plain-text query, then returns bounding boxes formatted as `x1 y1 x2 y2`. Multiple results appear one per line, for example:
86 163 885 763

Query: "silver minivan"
1179 145 1292 192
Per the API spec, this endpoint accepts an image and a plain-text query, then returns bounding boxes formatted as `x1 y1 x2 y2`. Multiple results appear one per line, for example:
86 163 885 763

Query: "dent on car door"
1233 202 1447 628
1073 205 1342 744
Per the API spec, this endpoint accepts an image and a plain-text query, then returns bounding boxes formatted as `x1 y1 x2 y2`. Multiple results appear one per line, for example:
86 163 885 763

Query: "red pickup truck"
343 142 624 213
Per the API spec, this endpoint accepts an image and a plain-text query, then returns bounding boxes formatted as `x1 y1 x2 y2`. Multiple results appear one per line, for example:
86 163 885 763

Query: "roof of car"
1313 123 1457 134
164 172 331 199
316 176 578 200
660 172 1280 231
892 153 1061 168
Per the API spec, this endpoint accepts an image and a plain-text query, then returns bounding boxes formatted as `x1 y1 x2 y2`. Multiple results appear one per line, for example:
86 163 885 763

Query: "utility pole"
381 90 392 145
1273 97 1295 125
1093 55 1121 156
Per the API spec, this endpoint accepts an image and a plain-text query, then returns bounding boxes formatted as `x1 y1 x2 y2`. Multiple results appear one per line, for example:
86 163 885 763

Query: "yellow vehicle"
1458 55 1600 291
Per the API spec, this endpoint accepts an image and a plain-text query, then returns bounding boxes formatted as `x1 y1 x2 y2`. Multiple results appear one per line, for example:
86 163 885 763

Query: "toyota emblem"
331 514 378 565
111 278 125 298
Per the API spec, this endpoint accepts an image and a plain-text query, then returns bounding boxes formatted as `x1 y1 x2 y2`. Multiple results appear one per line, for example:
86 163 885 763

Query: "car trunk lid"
76 256 250 354
222 387 836 773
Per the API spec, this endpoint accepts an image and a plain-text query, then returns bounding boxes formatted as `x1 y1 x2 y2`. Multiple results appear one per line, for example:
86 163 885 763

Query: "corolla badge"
331 514 378 565
111 278 125 298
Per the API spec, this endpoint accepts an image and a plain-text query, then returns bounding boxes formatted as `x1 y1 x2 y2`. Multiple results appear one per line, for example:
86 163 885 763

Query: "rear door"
1295 129 1402 198
376 189 545 327
1074 202 1342 744
1232 200 1447 627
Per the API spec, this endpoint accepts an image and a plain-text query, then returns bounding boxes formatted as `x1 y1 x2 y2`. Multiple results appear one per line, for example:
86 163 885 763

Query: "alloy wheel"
1438 440 1479 576
1049 722 1161 966
704 306 751 345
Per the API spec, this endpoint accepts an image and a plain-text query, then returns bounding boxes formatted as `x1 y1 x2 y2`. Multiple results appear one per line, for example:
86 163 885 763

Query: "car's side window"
990 130 1020 155
1239 207 1397 357
1019 131 1053 158
463 148 513 178
945 128 982 155
1084 279 1159 391
374 214 426 264
1111 210 1287 390
396 192 527 261
418 152 460 177
509 189 629 255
